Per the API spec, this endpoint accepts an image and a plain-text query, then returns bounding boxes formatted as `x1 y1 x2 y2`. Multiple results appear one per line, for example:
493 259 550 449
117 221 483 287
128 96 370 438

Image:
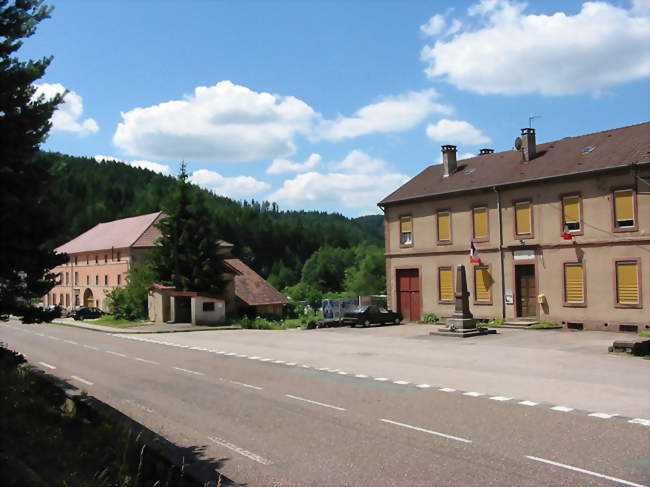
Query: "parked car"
344 305 403 327
72 307 104 320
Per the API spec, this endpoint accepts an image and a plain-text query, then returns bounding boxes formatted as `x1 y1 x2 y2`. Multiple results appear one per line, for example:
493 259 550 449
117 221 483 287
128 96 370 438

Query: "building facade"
379 122 649 332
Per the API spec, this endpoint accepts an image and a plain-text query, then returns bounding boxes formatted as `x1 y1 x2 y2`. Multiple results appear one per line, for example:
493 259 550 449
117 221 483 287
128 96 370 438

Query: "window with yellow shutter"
400 216 412 245
472 206 488 240
437 211 451 242
564 263 584 304
616 261 639 305
439 267 453 301
474 266 491 302
515 201 532 236
614 189 635 229
562 195 581 232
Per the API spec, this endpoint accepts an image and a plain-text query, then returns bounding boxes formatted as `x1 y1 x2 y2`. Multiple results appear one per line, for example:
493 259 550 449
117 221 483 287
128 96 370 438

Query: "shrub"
422 313 439 323
487 318 506 327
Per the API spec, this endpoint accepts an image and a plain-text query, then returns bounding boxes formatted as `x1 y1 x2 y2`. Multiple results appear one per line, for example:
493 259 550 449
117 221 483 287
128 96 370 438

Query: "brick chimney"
521 128 536 162
479 148 494 155
441 145 457 177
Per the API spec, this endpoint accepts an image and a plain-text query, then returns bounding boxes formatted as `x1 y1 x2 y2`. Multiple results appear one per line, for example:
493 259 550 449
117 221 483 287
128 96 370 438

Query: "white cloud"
426 119 491 145
94 154 122 163
421 14 447 36
318 89 452 141
33 83 99 135
190 169 271 198
94 155 171 175
421 0 650 95
266 153 322 174
113 81 318 163
330 150 388 173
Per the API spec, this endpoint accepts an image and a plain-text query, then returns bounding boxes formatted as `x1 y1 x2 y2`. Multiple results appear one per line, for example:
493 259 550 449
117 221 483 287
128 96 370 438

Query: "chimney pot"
479 148 494 155
441 145 457 177
520 127 537 161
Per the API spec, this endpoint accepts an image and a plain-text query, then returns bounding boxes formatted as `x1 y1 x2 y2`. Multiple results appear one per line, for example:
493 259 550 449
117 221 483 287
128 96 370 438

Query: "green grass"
486 318 506 327
230 313 323 330
82 314 152 328
639 330 650 337
530 321 561 328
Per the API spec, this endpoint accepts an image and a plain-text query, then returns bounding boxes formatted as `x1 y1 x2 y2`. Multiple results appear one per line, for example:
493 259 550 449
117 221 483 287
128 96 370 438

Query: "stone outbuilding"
148 285 226 325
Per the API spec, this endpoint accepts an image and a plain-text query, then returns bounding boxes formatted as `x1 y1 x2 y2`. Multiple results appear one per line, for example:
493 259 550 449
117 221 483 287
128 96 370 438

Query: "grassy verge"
530 321 561 329
639 330 650 337
486 318 506 327
82 314 153 329
231 313 323 330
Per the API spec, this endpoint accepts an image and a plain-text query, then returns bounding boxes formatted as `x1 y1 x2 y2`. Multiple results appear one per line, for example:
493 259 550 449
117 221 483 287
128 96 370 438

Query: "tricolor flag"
470 243 480 264
562 223 573 240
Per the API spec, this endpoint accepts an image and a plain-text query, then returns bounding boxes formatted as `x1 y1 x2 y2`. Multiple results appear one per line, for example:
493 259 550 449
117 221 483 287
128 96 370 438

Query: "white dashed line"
135 357 160 365
490 396 512 402
285 362 296 366
226 352 237 356
463 392 484 397
525 456 647 487
629 418 650 426
374 377 389 381
38 361 56 370
47 336 60 341
550 406 574 413
300 364 311 368
337 371 348 375
259 358 272 362
393 380 410 385
439 387 456 392
63 340 78 345
35 332 44 336
518 400 538 406
355 374 369 378
208 436 271 465
236 354 248 358
416 384 431 389
105 351 126 357
273 360 285 364
248 356 260 360
172 367 204 376
589 412 618 419
83 345 99 351
71 375 93 386
285 394 347 411
381 419 472 444
230 380 263 391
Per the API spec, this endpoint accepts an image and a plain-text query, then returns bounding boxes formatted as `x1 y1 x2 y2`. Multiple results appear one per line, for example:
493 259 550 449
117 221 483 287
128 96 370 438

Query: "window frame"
436 209 452 245
473 264 493 305
614 258 642 309
611 188 638 232
437 266 455 304
471 205 490 242
560 193 584 236
562 261 587 307
513 200 534 239
399 215 413 248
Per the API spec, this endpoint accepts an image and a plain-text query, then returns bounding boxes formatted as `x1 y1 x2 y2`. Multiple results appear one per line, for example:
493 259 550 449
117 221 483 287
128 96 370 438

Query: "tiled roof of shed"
224 258 289 306
379 122 650 206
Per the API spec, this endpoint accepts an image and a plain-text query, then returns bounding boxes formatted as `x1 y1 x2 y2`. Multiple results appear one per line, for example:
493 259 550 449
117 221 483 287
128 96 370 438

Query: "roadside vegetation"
486 318 506 327
530 321 561 329
231 310 324 330
81 315 152 329
420 313 440 324
640 330 650 337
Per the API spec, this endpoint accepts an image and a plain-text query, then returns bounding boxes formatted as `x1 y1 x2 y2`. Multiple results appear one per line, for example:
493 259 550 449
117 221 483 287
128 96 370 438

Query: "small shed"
148 285 226 325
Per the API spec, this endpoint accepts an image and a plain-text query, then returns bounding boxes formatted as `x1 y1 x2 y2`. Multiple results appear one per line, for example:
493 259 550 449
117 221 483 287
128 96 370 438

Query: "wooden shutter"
563 196 580 224
400 217 412 233
614 190 634 221
439 268 453 301
564 264 584 303
473 207 488 239
616 262 639 304
515 202 531 235
474 267 491 301
438 212 451 241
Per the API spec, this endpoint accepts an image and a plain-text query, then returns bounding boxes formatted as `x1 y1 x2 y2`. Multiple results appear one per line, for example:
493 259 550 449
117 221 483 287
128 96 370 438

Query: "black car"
344 305 403 327
72 307 103 320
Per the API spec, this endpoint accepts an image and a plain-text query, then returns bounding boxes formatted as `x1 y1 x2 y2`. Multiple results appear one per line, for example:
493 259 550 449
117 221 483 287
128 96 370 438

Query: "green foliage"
344 245 386 296
106 261 154 320
422 313 439 323
283 282 323 309
353 214 384 241
301 246 356 292
530 321 561 328
0 0 67 323
487 318 506 327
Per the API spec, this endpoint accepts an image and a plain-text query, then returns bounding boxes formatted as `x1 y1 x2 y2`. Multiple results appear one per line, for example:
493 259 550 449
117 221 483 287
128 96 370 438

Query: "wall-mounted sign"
514 249 536 260
505 290 514 305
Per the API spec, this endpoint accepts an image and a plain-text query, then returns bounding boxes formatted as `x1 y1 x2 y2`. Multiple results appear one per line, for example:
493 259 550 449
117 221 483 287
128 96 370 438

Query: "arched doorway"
83 288 94 307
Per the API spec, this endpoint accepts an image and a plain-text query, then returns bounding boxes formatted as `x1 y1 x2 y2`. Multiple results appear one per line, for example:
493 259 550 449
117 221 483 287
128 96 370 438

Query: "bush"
422 313 439 323
487 318 506 327
106 262 154 321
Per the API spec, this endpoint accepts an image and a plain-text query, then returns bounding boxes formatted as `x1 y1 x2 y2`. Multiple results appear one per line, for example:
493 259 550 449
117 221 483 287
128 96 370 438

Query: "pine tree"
0 1 66 322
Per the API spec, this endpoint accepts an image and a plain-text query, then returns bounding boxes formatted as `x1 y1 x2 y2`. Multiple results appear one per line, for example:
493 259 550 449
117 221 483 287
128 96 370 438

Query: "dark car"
344 305 403 327
72 307 103 320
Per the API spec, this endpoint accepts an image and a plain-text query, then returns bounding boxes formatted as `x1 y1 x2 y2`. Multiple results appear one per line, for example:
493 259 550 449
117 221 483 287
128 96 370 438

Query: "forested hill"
41 152 384 289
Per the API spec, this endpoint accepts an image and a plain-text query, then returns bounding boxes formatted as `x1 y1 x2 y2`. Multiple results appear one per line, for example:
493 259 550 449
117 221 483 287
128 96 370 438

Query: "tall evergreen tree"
0 1 66 322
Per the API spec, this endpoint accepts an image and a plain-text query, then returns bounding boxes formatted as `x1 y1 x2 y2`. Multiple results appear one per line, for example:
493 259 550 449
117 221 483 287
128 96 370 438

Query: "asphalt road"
2 321 649 487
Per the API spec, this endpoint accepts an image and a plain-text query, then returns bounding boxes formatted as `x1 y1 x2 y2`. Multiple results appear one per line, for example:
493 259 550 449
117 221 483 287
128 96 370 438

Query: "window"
74 256 78 265
86 275 89 285
75 295 80 306
95 275 99 285
616 261 639 305
117 252 121 262
104 254 108 263
65 272 69 285
564 263 584 304
117 274 122 286
59 294 64 305
562 195 581 233
515 201 532 236
400 216 413 245
74 272 78 285
613 189 635 229
474 266 491 302
95 255 98 264
437 210 451 242
202 302 215 312
86 255 89 265
438 267 453 301
472 206 488 240
65 294 70 307
104 275 109 285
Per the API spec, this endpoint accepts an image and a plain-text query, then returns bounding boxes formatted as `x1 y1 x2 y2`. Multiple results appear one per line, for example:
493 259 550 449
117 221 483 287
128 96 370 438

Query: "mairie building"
379 122 649 333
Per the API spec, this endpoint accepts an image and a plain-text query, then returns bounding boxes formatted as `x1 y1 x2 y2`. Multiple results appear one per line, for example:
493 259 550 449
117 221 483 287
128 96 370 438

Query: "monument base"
433 326 496 338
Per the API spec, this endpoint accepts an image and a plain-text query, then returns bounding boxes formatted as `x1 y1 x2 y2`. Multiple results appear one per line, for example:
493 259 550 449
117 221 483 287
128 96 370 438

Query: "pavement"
2 320 649 487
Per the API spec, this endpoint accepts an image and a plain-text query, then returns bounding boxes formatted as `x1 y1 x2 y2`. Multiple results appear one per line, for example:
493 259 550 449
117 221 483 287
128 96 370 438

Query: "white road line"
71 375 93 386
35 332 44 336
550 406 574 412
248 356 260 360
105 351 126 357
38 361 56 370
208 436 271 465
83 345 99 351
63 340 78 345
172 366 204 376
285 394 347 411
439 387 456 392
47 336 61 341
374 377 389 381
259 358 272 362
355 374 369 378
416 384 431 389
300 364 311 368
589 412 618 419
226 352 237 356
317 367 331 371
629 418 650 426
525 456 647 487
380 419 472 444
518 400 539 406
236 354 248 358
490 396 512 402
463 391 484 397
135 357 160 365
273 360 285 364
337 371 348 375
393 380 410 385
230 380 263 391
285 362 296 366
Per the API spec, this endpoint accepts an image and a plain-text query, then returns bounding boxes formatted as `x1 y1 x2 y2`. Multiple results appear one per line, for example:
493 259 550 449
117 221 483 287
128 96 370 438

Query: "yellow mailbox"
537 294 546 304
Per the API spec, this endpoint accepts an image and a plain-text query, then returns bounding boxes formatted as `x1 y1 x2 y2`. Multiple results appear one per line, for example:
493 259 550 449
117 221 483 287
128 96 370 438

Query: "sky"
24 0 650 216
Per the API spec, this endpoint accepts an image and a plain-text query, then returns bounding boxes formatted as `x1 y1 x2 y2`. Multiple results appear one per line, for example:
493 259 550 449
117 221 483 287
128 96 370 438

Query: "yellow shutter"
616 262 639 304
515 202 531 235
439 268 453 300
400 217 412 232
614 190 634 221
564 264 584 303
474 267 491 301
473 207 488 239
438 212 450 241
563 196 580 224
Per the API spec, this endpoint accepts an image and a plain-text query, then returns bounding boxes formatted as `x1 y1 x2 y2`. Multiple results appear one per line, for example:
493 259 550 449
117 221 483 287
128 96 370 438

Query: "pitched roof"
379 122 650 206
224 258 289 306
56 212 164 254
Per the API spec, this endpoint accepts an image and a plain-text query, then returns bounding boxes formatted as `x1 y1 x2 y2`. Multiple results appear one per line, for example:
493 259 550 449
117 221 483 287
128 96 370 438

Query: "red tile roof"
224 258 289 306
379 122 650 206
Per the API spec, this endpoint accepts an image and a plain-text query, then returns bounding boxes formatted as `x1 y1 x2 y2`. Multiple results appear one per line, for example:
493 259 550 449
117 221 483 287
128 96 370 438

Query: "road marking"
416 384 431 389
490 396 512 402
226 352 237 356
71 375 93 386
300 364 311 368
525 456 647 487
259 358 272 362
83 345 99 351
208 436 271 465
105 350 126 357
374 377 389 381
629 418 650 426
589 412 618 419
38 361 56 370
518 400 538 406
230 380 263 391
285 362 296 366
439 387 456 392
317 367 331 371
63 340 78 345
355 374 369 378
236 354 248 358
273 360 285 364
380 419 472 444
47 336 61 341
135 357 160 365
172 367 204 376
337 371 348 375
393 380 410 385
35 332 44 336
463 391 484 397
285 394 347 411
248 356 260 360
550 406 574 412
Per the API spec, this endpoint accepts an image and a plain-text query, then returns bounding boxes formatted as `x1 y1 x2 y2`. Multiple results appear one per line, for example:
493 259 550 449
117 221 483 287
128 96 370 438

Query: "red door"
396 269 420 322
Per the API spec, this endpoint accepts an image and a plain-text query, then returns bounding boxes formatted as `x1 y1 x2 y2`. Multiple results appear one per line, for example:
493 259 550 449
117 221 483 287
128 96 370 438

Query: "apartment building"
379 122 649 332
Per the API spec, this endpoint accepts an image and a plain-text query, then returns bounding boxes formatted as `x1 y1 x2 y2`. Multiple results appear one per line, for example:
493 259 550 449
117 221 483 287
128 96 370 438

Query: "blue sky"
26 0 650 216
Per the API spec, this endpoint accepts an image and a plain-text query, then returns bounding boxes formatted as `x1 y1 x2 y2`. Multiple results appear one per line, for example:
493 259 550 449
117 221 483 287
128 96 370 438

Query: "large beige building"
379 122 649 332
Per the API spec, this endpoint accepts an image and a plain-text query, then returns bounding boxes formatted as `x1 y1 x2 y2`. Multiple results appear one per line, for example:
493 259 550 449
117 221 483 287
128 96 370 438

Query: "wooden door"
515 265 536 317
396 269 420 322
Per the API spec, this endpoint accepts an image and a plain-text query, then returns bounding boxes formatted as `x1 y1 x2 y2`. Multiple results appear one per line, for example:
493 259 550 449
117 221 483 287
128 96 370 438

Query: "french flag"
470 243 480 264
